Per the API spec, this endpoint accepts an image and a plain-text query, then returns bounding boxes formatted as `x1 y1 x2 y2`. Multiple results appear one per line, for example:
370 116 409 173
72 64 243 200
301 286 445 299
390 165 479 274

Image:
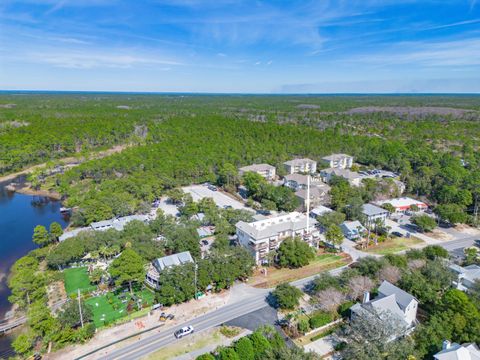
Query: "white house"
434 340 480 360
145 251 194 289
320 168 362 187
321 154 354 169
350 281 418 333
310 205 333 219
239 163 276 180
449 264 480 291
340 220 366 241
236 212 319 264
283 158 317 175
375 197 428 213
361 203 390 228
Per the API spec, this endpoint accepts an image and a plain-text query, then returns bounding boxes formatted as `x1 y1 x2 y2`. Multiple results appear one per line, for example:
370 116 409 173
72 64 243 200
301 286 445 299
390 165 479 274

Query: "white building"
375 197 428 213
145 251 194 289
351 281 418 333
321 154 354 169
238 163 276 180
361 203 390 228
283 158 317 175
449 264 480 291
434 341 480 360
59 215 149 242
236 212 319 264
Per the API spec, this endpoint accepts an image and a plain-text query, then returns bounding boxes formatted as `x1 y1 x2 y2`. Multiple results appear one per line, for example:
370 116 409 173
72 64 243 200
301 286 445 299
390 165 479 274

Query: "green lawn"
86 288 155 328
364 236 424 255
64 267 96 295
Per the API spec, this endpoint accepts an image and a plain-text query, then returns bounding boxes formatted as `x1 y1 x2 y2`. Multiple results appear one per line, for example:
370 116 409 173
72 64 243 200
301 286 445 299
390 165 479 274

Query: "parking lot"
183 185 254 212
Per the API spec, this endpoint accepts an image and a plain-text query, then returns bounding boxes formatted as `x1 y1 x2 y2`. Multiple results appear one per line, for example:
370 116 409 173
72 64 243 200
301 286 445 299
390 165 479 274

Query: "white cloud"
28 51 182 69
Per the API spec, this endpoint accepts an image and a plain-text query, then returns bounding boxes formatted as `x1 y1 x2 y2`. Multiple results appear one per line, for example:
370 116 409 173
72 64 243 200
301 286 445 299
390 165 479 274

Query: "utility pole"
77 289 84 328
194 262 198 300
306 174 310 234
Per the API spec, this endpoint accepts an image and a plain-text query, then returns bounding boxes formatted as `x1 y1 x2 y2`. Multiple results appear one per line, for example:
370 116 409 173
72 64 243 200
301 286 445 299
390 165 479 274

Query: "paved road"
91 235 478 360
97 295 269 360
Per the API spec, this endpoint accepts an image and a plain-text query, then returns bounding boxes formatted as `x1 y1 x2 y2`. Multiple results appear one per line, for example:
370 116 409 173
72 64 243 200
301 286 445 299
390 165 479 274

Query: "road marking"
105 298 268 360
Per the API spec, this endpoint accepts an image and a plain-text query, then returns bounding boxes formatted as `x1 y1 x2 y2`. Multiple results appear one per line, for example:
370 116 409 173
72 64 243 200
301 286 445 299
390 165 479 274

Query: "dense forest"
1 93 479 224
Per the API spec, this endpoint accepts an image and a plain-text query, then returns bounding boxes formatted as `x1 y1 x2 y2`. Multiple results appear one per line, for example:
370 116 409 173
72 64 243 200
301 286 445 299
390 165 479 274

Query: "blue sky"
1 0 479 93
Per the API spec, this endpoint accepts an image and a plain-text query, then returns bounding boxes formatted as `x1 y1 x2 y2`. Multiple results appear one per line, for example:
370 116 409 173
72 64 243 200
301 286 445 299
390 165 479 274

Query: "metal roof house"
145 251 194 289
340 220 366 241
362 203 390 227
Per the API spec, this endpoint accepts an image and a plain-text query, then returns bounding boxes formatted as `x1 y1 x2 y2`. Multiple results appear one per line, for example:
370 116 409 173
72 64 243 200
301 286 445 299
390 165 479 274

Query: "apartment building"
238 163 276 180
283 158 317 175
321 154 354 169
236 212 319 264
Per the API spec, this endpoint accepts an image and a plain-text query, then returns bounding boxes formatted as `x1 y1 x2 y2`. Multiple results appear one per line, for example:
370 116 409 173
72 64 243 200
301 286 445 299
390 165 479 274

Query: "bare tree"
379 265 401 284
315 287 346 313
407 259 426 270
347 276 375 301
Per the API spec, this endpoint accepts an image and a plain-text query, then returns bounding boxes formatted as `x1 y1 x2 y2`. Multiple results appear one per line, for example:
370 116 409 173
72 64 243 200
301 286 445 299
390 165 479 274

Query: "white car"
174 325 194 338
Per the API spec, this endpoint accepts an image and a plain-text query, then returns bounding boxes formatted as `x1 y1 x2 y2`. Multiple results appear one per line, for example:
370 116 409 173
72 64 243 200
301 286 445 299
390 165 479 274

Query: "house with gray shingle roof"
145 251 194 289
350 280 418 332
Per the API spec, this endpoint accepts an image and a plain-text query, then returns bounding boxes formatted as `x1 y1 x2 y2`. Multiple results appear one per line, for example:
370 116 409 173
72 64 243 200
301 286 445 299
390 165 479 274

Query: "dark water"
0 185 68 356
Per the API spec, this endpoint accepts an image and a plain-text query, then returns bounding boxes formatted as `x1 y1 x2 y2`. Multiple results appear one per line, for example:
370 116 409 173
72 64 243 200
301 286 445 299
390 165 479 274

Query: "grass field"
364 236 424 255
143 327 243 360
250 253 350 288
86 288 155 328
63 267 96 295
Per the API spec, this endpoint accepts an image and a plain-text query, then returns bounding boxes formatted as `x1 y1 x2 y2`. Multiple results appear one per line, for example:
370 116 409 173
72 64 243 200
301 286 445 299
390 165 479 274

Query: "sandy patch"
454 224 480 235
424 229 453 241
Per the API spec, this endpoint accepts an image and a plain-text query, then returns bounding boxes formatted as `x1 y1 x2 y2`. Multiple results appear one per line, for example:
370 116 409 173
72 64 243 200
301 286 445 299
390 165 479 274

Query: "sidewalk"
49 291 231 360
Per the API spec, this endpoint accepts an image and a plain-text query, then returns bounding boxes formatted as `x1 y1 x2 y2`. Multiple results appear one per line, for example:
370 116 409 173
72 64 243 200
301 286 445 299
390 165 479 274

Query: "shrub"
297 318 310 333
220 326 240 338
423 245 449 260
338 301 354 317
309 311 332 329
196 354 215 360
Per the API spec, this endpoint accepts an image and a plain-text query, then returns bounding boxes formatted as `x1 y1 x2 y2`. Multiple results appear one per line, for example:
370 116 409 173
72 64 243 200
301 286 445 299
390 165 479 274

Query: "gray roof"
239 163 275 172
90 215 148 232
377 280 417 310
284 158 316 166
310 206 333 217
321 168 361 180
321 154 352 161
450 264 480 283
362 203 390 217
351 294 406 325
341 220 365 233
434 343 480 360
295 186 329 200
153 251 194 272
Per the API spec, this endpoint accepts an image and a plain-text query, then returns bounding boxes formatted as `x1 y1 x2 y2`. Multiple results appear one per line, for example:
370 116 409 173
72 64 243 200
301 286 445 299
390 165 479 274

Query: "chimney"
362 291 370 304
442 340 451 350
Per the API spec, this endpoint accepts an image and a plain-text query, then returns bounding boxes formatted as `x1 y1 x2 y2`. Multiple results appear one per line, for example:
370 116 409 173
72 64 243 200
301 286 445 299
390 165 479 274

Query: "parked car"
174 325 194 338
208 185 217 191
391 231 404 238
